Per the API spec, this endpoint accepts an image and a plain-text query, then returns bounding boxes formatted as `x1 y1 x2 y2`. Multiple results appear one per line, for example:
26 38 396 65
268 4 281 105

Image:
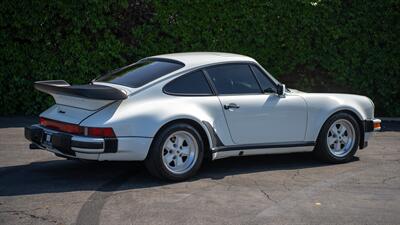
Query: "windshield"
95 60 184 88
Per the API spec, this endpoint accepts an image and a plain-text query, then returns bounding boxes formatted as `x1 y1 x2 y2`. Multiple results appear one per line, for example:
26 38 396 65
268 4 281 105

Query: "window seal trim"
142 57 185 66
202 69 219 95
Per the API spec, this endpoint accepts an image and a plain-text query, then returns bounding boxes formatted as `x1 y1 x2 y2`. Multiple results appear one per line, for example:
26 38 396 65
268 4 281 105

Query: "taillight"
86 127 116 138
39 117 83 135
39 117 115 137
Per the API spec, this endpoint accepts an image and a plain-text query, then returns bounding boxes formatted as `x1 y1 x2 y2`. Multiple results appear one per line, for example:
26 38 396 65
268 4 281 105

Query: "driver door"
204 63 307 145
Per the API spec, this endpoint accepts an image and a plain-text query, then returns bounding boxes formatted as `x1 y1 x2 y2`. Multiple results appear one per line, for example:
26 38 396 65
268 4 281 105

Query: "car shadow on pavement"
0 152 358 197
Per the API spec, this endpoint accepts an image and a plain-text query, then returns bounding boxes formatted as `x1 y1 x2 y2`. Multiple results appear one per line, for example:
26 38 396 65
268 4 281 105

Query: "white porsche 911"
25 52 381 181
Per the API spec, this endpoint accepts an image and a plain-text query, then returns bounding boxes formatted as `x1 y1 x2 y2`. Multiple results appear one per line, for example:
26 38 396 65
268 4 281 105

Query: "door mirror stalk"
277 84 286 96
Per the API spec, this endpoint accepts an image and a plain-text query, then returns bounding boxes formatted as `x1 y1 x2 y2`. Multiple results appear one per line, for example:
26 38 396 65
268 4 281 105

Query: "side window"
250 65 277 93
205 64 262 95
164 70 213 95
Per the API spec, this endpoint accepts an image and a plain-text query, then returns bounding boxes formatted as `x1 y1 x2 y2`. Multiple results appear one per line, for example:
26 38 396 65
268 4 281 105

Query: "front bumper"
364 118 382 132
25 124 117 157
360 118 381 149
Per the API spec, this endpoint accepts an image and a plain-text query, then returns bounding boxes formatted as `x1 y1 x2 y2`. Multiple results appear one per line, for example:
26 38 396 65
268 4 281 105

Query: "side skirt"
211 142 315 160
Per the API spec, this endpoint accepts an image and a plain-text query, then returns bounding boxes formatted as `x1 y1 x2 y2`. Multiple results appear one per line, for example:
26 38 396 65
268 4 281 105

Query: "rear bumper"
25 124 117 155
25 124 152 161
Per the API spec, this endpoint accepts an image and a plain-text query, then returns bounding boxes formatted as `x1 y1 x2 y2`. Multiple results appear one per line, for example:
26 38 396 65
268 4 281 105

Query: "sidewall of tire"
145 123 204 181
315 112 360 163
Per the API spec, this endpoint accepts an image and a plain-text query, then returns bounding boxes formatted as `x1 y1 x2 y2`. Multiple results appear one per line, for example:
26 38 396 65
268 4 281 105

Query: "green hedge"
1 0 399 116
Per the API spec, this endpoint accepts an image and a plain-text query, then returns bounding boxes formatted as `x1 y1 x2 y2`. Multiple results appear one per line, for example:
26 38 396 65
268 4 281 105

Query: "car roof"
145 52 257 68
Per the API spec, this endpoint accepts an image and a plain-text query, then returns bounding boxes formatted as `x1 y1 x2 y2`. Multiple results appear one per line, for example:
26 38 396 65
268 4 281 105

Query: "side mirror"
277 83 286 96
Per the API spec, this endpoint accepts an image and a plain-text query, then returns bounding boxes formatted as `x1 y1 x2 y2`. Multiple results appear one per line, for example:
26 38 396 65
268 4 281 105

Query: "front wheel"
145 123 204 181
314 112 360 163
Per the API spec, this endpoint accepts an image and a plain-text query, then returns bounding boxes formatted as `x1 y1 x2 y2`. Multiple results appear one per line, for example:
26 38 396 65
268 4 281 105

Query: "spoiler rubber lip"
34 80 128 100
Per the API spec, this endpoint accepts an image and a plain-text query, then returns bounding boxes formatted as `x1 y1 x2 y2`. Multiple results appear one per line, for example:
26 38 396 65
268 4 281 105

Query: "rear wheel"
314 112 360 163
145 123 204 181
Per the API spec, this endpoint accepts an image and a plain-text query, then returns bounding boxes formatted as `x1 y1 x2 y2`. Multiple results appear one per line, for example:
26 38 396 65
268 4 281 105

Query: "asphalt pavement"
0 118 399 225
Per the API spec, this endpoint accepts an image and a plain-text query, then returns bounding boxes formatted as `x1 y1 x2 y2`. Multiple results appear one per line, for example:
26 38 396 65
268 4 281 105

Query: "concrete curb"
378 117 400 122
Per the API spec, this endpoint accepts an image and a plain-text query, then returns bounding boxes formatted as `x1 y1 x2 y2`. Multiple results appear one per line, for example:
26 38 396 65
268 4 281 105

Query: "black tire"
145 123 204 181
314 112 360 163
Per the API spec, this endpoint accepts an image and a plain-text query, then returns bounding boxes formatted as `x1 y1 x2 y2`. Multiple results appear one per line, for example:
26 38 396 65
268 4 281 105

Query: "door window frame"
202 62 279 96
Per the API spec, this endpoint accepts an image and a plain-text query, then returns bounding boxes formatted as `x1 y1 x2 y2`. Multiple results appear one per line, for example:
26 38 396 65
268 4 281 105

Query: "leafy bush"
0 0 399 116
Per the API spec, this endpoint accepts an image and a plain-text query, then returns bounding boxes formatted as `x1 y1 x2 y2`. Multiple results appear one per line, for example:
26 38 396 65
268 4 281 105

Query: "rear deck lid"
40 104 98 124
35 80 128 124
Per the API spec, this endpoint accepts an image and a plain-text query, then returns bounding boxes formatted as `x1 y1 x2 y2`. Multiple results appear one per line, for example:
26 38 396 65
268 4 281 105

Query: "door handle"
224 103 240 110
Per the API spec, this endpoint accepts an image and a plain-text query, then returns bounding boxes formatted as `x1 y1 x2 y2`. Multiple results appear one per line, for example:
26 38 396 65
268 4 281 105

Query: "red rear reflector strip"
40 117 116 137
40 117 83 135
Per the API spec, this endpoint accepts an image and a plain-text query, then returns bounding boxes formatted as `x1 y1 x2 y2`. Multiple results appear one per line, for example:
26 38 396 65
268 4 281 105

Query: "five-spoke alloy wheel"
145 123 204 181
162 131 199 174
326 119 355 157
315 112 360 163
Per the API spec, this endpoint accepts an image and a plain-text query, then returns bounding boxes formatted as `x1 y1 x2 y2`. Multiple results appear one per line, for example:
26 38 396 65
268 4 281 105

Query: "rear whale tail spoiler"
34 80 128 100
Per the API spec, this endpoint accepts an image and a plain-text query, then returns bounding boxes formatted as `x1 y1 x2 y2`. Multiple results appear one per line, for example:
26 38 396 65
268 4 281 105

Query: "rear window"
95 60 184 88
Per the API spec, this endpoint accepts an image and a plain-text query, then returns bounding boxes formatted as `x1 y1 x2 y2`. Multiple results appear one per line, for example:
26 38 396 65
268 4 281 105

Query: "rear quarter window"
163 70 213 96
